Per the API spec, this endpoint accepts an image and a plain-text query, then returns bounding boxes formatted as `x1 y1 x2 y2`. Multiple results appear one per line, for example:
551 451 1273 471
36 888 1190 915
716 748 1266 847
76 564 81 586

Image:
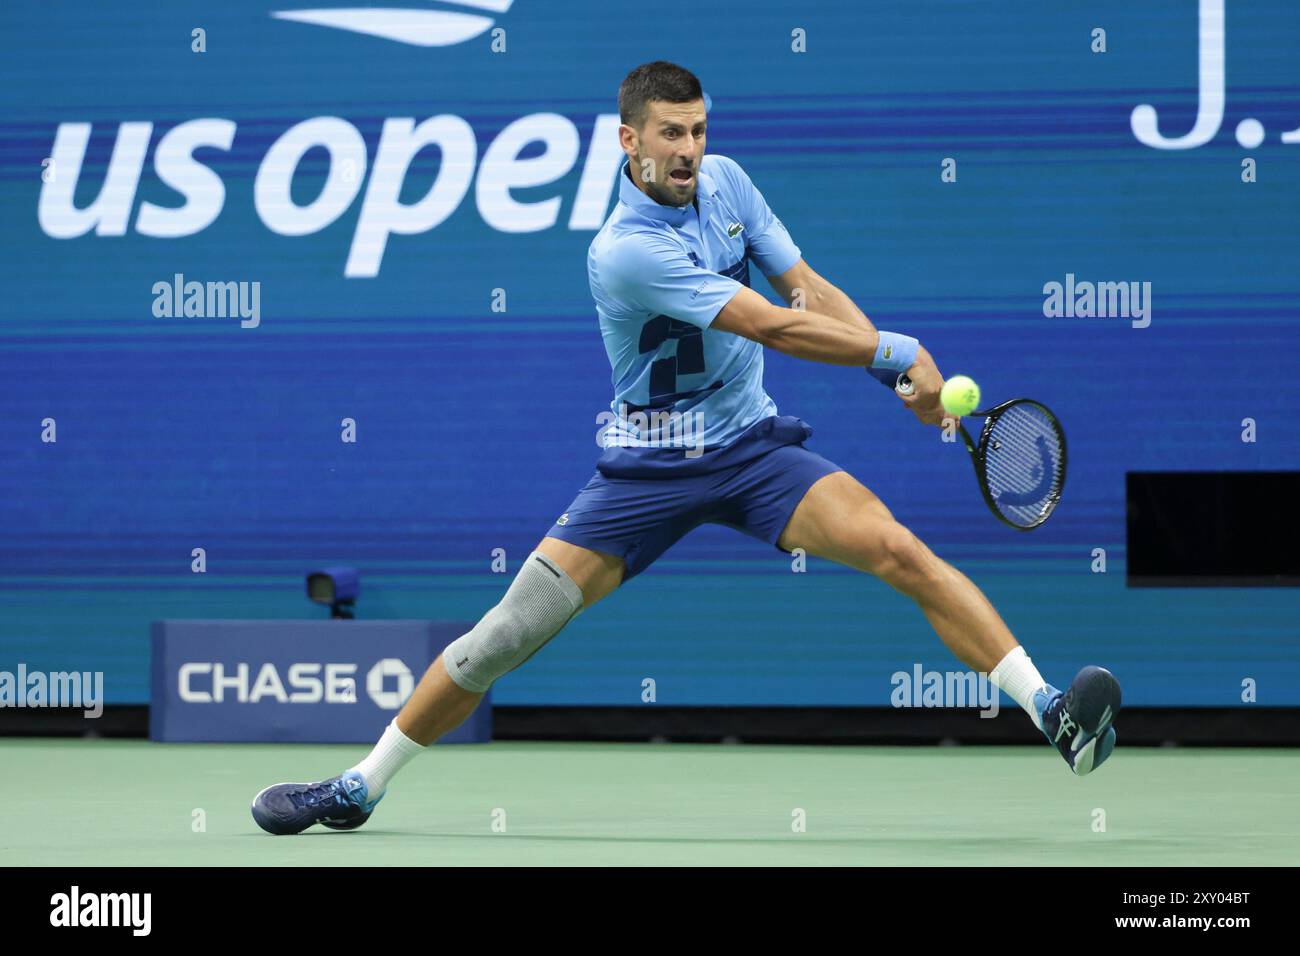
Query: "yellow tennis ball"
940 375 980 416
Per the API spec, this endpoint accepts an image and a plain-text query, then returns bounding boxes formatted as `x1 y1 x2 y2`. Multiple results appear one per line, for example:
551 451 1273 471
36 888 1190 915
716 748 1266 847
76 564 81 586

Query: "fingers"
895 375 948 427
908 403 949 427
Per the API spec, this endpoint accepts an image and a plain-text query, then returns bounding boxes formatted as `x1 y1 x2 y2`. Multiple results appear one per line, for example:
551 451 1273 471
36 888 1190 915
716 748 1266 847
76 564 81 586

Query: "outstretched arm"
714 261 949 425
765 258 876 338
713 284 879 366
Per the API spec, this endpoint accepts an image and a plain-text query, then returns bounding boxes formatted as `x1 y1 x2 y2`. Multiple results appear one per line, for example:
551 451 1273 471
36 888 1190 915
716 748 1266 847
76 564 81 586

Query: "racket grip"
896 374 915 396
867 367 914 394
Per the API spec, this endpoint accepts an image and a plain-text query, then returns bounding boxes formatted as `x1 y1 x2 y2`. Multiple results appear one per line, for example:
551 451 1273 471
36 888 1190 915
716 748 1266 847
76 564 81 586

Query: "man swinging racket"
252 61 1120 835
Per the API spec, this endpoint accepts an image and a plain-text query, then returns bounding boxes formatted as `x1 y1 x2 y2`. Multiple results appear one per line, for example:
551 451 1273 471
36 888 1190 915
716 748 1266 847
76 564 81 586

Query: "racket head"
969 399 1067 530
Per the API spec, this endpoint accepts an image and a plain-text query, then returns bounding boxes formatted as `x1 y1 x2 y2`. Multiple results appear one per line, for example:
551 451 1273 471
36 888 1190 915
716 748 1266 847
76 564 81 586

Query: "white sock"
350 720 426 796
988 646 1050 730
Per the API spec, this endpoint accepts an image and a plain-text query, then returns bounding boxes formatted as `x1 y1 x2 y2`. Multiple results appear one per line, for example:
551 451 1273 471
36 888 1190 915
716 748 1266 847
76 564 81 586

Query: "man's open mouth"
669 168 693 184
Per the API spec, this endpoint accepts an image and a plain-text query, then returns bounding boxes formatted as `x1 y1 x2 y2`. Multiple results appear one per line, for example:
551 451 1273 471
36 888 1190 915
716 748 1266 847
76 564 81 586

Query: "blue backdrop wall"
2 1 1298 706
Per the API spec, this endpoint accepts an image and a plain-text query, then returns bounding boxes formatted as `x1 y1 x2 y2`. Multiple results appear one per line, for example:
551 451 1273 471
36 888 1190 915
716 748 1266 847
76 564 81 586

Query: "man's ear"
618 124 638 156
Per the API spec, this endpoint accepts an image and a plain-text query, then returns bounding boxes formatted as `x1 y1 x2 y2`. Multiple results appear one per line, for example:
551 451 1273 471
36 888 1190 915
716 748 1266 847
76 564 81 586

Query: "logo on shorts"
556 513 569 526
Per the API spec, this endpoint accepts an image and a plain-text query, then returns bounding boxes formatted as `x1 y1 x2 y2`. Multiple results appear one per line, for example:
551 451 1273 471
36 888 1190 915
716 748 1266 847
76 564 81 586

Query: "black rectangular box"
1127 471 1300 586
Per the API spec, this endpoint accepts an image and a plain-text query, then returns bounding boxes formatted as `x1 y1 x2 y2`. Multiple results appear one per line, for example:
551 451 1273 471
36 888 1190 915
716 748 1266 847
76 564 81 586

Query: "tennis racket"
896 373 1067 530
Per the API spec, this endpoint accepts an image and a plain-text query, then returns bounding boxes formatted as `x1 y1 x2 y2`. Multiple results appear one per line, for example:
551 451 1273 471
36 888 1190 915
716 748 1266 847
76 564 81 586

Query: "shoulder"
703 153 741 177
701 153 749 192
590 221 682 288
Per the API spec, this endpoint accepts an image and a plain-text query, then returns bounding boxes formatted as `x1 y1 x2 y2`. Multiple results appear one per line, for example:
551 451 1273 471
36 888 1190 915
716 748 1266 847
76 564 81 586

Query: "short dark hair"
618 61 704 131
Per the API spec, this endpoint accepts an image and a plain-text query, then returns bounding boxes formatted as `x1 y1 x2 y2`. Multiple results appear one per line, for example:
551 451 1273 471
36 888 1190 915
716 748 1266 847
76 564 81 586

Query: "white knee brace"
442 551 584 693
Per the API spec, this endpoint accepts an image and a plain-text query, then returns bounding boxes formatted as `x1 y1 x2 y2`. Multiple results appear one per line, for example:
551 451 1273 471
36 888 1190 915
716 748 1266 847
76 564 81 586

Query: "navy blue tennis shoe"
251 770 382 835
1033 666 1121 776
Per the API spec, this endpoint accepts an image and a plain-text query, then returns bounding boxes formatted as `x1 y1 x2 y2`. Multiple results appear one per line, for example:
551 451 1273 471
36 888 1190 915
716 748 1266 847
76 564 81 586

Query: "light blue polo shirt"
588 154 802 453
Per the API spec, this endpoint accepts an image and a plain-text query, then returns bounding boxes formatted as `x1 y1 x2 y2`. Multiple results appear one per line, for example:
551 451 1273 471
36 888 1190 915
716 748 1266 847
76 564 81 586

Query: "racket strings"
982 404 1064 526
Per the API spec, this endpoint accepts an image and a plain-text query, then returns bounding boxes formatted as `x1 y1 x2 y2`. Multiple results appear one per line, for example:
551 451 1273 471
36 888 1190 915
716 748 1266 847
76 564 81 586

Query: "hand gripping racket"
897 373 1067 530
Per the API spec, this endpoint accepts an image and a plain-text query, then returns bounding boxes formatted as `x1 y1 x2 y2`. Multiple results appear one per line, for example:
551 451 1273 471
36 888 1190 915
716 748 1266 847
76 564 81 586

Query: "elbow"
752 306 791 350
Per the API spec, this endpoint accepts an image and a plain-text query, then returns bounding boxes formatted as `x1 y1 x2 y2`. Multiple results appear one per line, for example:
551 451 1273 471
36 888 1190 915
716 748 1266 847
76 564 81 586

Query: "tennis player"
252 61 1120 835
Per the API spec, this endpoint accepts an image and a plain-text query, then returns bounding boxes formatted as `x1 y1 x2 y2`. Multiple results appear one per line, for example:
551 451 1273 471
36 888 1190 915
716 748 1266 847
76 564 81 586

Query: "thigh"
536 536 625 608
775 470 901 570
715 443 844 548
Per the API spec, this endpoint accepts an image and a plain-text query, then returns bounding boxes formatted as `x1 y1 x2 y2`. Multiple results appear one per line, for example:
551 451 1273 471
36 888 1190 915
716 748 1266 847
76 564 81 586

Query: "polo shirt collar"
618 159 717 229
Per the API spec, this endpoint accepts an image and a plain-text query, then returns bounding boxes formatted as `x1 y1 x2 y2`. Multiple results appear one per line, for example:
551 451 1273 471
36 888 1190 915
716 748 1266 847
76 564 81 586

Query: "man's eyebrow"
660 120 708 130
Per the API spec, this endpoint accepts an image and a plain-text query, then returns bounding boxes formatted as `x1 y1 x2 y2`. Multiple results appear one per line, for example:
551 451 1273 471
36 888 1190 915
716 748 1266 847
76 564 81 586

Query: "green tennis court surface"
4 739 1297 866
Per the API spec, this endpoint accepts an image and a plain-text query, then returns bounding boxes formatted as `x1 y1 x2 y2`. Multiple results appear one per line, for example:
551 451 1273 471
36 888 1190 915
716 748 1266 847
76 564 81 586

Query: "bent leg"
777 471 1018 673
396 538 625 745
252 539 628 824
777 471 1120 776
351 459 695 798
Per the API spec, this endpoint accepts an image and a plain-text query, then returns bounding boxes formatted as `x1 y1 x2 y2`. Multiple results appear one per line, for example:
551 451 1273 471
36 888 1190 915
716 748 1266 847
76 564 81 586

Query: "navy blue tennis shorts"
545 415 843 580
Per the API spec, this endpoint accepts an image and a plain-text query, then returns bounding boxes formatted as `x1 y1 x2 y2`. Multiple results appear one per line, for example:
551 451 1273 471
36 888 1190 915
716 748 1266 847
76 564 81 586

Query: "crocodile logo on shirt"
727 222 743 238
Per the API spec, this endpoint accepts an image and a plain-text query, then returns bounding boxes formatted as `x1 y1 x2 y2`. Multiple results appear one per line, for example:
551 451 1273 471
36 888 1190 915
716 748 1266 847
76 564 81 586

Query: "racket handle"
868 367 914 395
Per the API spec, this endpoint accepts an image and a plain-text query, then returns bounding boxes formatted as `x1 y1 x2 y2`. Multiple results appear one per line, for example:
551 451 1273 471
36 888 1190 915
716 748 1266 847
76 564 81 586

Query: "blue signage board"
150 619 488 743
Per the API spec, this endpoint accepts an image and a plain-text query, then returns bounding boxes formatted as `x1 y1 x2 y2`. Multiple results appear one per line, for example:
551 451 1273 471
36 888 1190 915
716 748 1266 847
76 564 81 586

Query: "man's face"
623 99 707 207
